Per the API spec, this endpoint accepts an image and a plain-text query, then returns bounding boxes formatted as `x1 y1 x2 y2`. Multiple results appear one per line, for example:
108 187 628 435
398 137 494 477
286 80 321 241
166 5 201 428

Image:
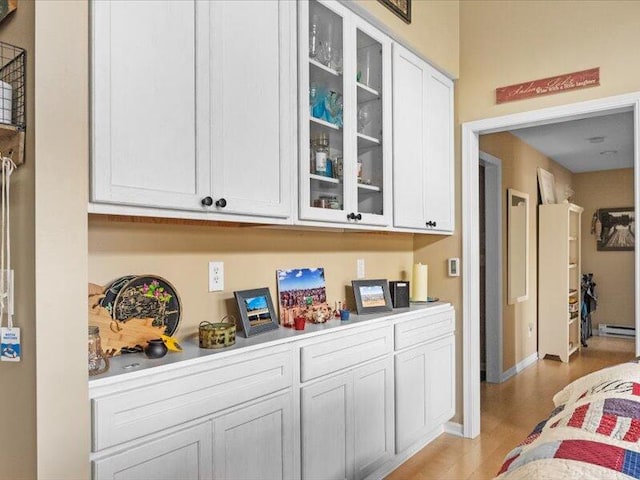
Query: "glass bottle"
88 325 109 376
312 133 329 177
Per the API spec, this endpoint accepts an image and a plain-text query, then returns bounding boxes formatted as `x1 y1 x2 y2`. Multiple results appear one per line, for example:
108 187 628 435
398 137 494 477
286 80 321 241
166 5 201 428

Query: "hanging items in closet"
581 273 597 347
0 154 18 362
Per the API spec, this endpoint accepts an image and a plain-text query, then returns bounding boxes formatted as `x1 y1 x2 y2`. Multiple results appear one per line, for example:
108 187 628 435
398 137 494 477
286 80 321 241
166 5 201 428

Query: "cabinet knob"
355 213 362 221
201 196 214 207
347 212 356 220
215 198 227 208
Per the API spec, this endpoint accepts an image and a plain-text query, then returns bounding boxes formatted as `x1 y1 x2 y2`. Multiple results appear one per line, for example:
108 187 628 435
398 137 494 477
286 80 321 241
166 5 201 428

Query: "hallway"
387 336 636 479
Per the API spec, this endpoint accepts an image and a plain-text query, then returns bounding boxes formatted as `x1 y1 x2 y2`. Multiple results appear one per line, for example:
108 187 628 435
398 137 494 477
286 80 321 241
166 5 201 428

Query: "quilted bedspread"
496 361 640 479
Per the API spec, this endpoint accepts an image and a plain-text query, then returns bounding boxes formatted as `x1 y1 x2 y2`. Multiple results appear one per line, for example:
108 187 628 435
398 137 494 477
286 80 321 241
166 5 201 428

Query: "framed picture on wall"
378 0 411 24
537 167 557 204
595 207 635 251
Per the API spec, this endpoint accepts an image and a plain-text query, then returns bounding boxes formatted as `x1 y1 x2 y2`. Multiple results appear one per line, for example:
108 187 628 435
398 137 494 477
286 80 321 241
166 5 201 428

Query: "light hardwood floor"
387 335 636 480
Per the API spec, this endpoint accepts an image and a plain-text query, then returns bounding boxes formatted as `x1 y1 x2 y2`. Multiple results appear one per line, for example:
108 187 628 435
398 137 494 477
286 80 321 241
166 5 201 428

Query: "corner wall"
573 168 635 330
34 1 90 478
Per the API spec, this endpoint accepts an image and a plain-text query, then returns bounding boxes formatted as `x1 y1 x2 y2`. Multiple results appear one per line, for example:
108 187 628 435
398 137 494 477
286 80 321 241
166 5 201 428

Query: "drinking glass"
309 15 320 59
358 104 372 133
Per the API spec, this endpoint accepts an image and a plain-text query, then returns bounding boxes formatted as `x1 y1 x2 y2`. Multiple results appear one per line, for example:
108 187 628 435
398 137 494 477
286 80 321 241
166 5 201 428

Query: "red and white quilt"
496 361 640 479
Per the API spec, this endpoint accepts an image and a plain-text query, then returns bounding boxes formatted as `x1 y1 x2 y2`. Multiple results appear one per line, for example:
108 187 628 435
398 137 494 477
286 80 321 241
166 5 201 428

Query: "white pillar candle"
411 263 428 302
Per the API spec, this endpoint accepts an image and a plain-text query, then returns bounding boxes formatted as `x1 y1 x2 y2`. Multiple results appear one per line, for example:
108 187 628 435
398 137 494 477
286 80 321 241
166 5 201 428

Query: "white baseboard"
444 421 464 437
500 352 538 383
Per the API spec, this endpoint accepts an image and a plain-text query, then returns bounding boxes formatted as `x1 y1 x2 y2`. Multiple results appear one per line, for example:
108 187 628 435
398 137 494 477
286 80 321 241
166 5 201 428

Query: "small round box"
199 319 236 349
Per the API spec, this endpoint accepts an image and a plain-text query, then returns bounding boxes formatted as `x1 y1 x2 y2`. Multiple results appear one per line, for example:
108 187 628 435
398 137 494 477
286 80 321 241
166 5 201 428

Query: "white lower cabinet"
90 306 456 480
395 334 455 453
93 422 214 480
301 356 393 480
213 392 295 480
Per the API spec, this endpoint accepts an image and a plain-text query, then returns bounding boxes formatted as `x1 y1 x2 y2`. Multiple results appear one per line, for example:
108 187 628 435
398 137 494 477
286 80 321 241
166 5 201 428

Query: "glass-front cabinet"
299 0 392 227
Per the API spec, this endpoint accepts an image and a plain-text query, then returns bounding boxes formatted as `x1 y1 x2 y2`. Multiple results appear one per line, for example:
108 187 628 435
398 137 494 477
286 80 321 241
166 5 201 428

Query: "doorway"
461 92 640 439
479 152 502 384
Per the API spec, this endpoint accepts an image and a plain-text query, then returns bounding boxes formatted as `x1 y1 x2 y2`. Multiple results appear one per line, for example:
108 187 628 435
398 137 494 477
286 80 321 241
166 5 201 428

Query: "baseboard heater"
598 324 636 338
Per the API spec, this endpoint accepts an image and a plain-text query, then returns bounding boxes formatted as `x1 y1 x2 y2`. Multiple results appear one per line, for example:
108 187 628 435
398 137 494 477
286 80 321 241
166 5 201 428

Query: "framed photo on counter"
352 279 393 315
234 287 279 337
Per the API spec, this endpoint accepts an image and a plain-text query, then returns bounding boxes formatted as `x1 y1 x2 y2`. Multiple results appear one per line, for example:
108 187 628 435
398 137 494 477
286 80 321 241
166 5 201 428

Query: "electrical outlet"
209 262 224 292
357 259 365 279
528 322 534 338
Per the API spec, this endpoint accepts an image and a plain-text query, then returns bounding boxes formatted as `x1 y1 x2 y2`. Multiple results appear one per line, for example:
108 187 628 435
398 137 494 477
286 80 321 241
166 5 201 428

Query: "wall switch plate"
209 262 224 292
357 259 365 279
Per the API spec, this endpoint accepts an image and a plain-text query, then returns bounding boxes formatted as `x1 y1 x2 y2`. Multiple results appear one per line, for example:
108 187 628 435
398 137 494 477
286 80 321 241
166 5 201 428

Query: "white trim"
500 352 538 383
479 152 503 384
462 91 640 439
444 421 464 437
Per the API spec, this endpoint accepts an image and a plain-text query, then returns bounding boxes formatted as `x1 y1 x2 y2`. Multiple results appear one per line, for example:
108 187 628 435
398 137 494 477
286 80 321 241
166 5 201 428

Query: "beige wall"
89 218 414 337
459 0 640 122
0 3 36 479
356 0 459 77
573 168 635 329
480 132 573 371
34 1 90 478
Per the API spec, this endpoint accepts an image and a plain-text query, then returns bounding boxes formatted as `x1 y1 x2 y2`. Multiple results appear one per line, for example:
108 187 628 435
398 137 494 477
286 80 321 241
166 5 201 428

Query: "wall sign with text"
496 68 600 104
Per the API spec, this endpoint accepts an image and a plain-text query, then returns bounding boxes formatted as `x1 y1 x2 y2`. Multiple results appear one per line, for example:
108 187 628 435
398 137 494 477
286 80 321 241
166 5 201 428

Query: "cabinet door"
392 44 454 233
424 66 454 233
353 358 394 480
299 0 352 224
301 371 354 480
92 0 210 211
392 44 428 230
213 392 295 480
205 0 294 219
352 17 393 227
395 335 455 453
93 422 213 480
394 342 428 453
426 335 455 427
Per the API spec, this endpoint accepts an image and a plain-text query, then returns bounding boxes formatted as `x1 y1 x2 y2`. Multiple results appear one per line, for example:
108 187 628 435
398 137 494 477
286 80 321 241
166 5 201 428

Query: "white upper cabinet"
92 0 209 211
298 0 392 227
392 44 454 234
204 0 295 218
91 0 295 219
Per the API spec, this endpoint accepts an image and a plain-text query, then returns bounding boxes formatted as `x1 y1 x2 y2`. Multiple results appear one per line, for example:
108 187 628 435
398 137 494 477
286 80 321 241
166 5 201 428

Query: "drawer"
395 309 454 351
92 348 292 451
300 326 392 382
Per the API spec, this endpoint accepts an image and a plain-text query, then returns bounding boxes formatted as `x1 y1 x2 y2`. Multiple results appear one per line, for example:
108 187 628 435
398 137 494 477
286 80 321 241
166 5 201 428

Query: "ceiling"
510 111 634 173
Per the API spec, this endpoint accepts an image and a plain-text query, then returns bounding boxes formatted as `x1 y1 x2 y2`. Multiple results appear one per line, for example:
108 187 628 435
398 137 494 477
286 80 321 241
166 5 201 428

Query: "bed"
496 360 640 479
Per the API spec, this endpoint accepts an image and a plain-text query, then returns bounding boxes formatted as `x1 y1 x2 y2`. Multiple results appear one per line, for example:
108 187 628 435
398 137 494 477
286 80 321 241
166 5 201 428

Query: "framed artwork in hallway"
595 207 635 251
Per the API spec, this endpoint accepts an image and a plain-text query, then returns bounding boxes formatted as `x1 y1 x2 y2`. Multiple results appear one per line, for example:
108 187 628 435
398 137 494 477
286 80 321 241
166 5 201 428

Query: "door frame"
479 151 503 384
462 92 640 438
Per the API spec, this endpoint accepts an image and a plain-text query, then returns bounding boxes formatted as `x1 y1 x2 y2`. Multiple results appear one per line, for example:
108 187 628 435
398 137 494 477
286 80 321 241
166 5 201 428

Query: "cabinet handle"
347 212 356 220
355 213 362 221
215 198 227 208
201 196 214 207
426 221 435 227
